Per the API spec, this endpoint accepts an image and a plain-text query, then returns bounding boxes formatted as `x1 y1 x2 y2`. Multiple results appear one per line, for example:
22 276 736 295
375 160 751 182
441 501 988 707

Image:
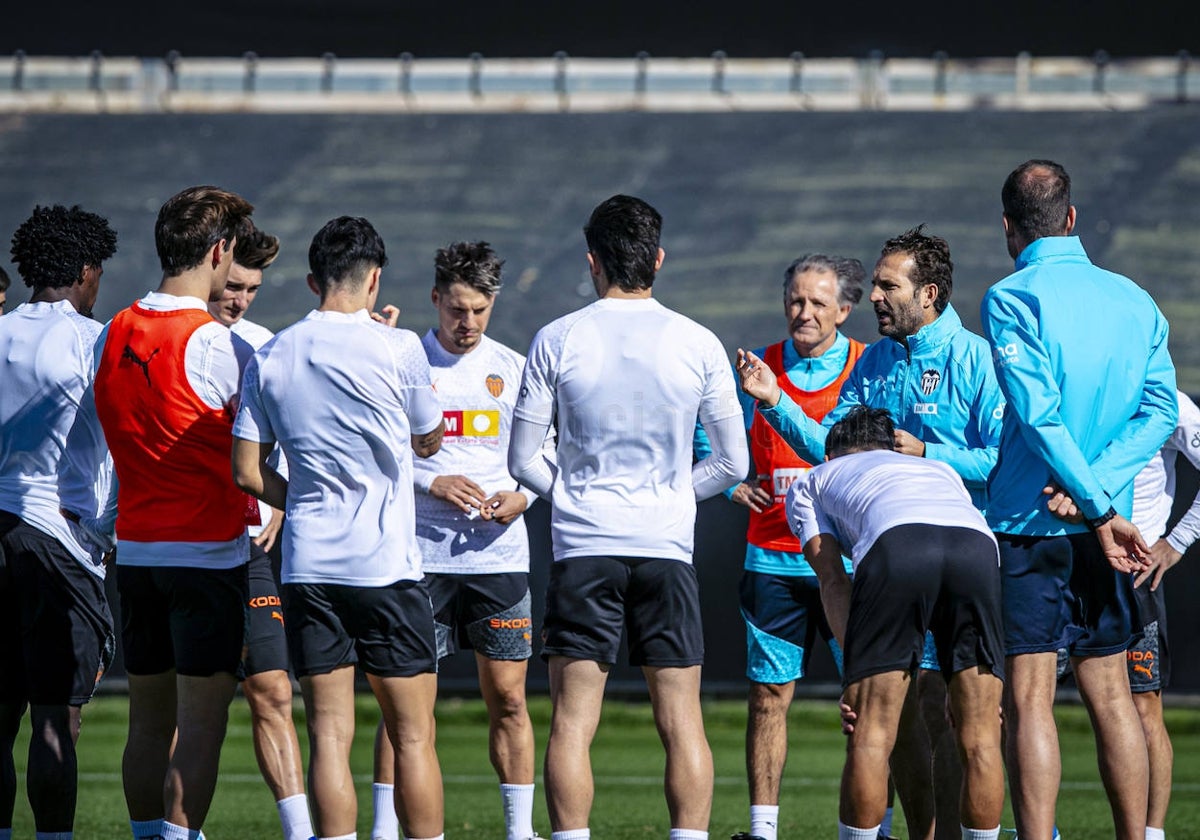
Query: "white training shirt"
96 291 254 570
1131 389 1200 553
510 297 745 563
231 317 287 539
787 448 996 572
233 309 442 586
0 300 111 575
414 330 549 574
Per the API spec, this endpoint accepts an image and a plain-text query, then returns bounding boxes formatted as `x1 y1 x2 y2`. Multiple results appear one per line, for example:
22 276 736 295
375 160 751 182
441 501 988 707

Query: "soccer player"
0 205 117 840
91 185 255 840
981 159 1177 840
207 224 313 840
371 241 549 840
508 194 749 840
737 226 1003 840
0 266 10 311
232 215 446 840
694 254 867 840
787 406 1005 840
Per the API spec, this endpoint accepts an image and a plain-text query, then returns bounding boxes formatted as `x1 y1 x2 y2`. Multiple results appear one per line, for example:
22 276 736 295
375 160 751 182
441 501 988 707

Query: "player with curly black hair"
9 204 118 316
1 204 118 839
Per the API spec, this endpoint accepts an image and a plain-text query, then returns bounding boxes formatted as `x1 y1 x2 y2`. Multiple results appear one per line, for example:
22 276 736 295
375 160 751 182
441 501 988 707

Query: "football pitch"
10 694 1200 838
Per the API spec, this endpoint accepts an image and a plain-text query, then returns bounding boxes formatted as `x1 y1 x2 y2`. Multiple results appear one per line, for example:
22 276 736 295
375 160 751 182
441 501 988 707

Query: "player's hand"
1094 514 1150 574
838 695 857 735
1133 537 1183 590
1042 480 1084 524
736 349 781 407
480 490 528 525
731 481 773 513
430 474 487 513
893 429 926 457
253 506 284 552
370 304 400 327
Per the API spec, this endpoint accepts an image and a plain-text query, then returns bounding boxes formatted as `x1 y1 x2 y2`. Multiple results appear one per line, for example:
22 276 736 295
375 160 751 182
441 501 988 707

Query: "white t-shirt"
1131 389 1200 553
0 300 110 574
414 330 548 574
232 317 285 539
787 449 996 572
513 297 743 563
233 309 442 586
99 291 254 570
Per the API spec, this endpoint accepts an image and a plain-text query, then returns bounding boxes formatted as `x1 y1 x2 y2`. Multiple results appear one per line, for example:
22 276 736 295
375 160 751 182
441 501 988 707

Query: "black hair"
583 194 662 292
825 406 896 458
879 224 953 314
307 216 388 295
434 240 503 294
1002 159 1072 244
155 185 253 276
10 204 118 291
234 222 280 270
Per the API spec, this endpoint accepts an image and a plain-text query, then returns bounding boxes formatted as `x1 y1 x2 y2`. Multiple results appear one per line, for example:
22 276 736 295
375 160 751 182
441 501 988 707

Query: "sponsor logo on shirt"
920 369 941 395
1128 648 1156 680
122 345 161 387
992 342 1020 367
443 409 501 437
772 466 810 503
486 373 505 398
914 403 938 415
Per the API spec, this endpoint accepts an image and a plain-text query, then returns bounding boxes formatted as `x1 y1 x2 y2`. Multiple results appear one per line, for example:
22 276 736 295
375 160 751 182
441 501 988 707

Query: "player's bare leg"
644 664 713 830
301 665 360 837
746 680 794 807
163 672 237 830
888 675 934 840
371 671 442 839
544 656 609 831
122 671 176 822
946 667 1003 831
842 670 908 831
1132 690 1172 831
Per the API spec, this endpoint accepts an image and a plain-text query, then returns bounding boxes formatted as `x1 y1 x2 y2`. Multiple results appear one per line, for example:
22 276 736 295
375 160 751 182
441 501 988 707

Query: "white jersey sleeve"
233 354 275 444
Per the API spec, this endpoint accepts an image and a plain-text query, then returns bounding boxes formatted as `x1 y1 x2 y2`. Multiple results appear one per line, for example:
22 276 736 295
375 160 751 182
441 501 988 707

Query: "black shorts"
241 541 291 678
282 578 437 679
1127 581 1169 692
998 532 1137 657
0 511 115 705
541 556 704 668
117 562 248 678
843 524 1004 687
426 571 532 661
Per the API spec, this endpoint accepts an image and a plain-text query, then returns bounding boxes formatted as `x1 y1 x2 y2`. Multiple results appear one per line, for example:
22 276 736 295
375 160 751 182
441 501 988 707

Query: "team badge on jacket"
920 369 942 396
486 374 504 398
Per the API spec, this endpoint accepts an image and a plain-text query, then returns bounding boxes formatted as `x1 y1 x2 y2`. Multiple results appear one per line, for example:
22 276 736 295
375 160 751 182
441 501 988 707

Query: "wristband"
1086 506 1118 530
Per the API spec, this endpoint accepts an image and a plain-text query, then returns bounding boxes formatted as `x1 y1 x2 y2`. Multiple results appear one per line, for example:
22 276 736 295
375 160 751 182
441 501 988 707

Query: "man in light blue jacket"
981 159 1177 840
738 226 1003 840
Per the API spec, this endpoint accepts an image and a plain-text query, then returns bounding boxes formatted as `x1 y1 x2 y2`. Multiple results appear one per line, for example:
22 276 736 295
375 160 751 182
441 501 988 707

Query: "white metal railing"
0 50 1194 113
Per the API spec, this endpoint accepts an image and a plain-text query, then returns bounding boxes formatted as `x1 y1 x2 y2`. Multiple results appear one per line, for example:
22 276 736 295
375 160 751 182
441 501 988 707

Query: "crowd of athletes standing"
0 159 1190 840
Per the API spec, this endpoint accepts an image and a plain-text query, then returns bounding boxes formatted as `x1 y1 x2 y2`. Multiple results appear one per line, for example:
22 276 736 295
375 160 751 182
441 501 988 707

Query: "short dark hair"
307 216 388 296
1002 159 1072 244
825 406 895 458
0 266 11 293
233 222 280 271
155 185 253 276
434 241 504 295
10 204 118 291
879 225 953 314
583 195 662 292
783 253 866 307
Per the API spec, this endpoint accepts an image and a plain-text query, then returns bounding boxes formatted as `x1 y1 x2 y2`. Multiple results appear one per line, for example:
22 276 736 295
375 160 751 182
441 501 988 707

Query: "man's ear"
654 247 665 272
586 251 601 279
1064 205 1077 234
306 273 321 297
211 240 227 270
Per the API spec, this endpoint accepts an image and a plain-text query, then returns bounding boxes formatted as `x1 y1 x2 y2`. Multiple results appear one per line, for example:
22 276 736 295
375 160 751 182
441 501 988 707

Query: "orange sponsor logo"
490 617 532 630
249 595 282 608
1128 649 1155 679
271 610 285 626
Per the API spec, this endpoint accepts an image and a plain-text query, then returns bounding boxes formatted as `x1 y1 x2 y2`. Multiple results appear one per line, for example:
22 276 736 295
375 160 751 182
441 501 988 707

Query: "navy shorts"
282 578 437 679
739 571 842 683
0 512 115 705
117 562 249 678
542 556 704 668
997 532 1137 657
241 541 291 677
426 571 532 661
1127 581 1169 692
843 524 1004 687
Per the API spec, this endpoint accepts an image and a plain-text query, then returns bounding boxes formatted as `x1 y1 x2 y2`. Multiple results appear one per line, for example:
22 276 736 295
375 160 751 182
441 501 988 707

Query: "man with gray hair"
696 254 866 840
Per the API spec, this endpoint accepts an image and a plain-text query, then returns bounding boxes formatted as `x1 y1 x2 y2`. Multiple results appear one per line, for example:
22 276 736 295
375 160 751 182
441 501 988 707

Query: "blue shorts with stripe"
740 570 843 684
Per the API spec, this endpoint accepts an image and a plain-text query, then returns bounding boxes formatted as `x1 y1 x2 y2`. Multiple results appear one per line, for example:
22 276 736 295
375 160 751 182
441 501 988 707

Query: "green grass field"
9 693 1200 838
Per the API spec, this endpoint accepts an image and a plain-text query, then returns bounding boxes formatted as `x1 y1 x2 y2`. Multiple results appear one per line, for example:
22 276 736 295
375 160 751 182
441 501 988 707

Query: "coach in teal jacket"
740 228 1003 511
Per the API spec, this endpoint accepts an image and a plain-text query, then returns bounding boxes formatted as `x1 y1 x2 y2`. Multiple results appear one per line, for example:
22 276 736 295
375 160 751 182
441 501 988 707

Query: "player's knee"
748 682 791 719
488 688 529 725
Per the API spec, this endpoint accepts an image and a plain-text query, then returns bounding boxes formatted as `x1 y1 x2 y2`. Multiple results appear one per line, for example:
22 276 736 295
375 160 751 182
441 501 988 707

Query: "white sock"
880 807 894 836
405 836 444 840
1146 828 1165 840
749 804 779 840
501 783 536 840
838 823 880 840
960 828 1000 840
161 823 202 840
669 831 707 840
130 819 164 840
372 783 399 840
551 832 590 840
276 794 314 840
320 834 356 840
35 833 73 840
